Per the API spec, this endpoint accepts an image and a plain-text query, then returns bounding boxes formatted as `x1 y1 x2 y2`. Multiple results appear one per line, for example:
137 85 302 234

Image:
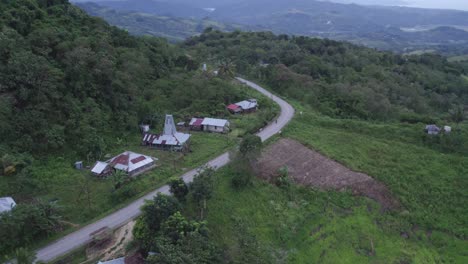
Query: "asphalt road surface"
35 77 295 263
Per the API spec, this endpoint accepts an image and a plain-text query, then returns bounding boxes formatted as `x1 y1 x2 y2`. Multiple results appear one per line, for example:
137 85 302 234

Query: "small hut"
425 124 441 135
0 197 16 214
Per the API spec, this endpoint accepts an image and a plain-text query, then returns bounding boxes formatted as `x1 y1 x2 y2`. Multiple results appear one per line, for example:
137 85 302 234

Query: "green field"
195 104 468 263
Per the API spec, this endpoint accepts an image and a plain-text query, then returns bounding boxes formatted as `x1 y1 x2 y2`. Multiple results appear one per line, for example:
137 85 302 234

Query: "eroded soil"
255 138 398 209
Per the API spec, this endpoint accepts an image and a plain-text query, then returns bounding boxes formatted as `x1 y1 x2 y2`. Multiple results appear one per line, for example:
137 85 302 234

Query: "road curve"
35 78 294 263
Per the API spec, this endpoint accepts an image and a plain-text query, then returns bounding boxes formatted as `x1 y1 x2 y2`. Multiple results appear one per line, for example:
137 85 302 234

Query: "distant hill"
78 0 468 54
76 2 251 42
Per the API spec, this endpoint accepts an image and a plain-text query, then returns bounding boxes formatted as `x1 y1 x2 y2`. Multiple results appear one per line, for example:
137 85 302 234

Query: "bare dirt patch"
86 221 136 262
255 138 398 209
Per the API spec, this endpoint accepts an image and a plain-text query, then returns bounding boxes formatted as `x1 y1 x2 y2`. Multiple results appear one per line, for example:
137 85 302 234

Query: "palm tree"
217 59 236 78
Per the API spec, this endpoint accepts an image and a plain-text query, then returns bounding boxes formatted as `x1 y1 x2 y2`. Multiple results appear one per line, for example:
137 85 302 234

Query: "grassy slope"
199 103 468 263
205 167 450 263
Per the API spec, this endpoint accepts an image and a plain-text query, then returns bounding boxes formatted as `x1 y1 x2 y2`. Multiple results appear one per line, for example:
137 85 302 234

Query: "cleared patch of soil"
255 138 398 209
87 221 136 261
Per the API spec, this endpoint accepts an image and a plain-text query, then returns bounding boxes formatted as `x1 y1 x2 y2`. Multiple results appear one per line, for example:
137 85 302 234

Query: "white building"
0 197 16 213
142 115 191 151
91 151 157 177
189 117 230 133
235 99 258 113
201 118 230 133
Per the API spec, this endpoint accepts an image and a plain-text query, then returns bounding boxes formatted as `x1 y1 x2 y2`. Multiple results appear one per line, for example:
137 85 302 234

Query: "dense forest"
184 30 468 122
0 0 252 158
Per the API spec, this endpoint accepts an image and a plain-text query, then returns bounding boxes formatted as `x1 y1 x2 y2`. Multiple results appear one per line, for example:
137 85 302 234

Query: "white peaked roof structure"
91 151 157 176
201 118 229 127
109 151 155 174
236 99 258 110
142 115 191 149
0 197 16 213
163 115 177 135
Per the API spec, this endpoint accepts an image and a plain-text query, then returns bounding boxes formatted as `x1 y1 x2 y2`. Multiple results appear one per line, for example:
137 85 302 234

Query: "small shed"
139 124 150 133
227 104 242 114
0 197 16 214
425 124 441 135
74 161 83 170
202 118 230 133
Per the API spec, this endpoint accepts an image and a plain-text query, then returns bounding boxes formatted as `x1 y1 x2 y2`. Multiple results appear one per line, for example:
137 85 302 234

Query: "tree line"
184 29 468 122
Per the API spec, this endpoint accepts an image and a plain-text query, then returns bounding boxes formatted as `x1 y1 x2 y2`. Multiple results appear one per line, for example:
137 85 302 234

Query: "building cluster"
89 98 257 179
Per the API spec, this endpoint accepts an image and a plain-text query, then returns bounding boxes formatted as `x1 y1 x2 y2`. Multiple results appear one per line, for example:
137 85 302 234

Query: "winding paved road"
35 78 295 263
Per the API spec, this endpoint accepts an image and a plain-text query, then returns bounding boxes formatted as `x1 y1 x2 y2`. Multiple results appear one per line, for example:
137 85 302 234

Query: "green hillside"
185 30 468 122
1 1 467 263
0 0 275 258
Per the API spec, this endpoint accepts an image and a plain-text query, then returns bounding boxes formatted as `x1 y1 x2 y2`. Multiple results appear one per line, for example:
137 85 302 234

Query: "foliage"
169 178 189 202
185 31 468 121
0 201 61 257
275 166 291 189
285 110 468 238
141 194 180 233
161 211 208 242
146 233 221 264
230 156 254 189
5 248 37 264
189 168 215 209
195 164 467 263
135 191 220 263
239 134 262 159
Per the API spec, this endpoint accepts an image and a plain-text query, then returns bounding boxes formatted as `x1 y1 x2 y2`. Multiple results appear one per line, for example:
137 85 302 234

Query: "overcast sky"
402 0 468 10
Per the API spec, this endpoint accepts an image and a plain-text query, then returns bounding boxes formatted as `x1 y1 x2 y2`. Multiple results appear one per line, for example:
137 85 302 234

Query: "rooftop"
0 197 16 213
201 118 229 127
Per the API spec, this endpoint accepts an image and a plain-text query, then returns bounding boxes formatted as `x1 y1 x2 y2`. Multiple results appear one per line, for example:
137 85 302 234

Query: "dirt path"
255 138 399 209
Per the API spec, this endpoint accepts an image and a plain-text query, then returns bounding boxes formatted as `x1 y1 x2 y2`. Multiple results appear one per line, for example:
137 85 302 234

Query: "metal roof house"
91 151 157 177
228 99 258 114
189 117 230 133
0 197 16 214
142 115 191 151
202 118 230 133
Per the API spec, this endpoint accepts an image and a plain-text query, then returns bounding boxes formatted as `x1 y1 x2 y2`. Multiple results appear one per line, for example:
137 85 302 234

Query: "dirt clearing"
255 138 398 209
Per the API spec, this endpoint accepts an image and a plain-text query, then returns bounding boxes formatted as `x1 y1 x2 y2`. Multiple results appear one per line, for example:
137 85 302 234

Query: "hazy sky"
403 0 468 10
